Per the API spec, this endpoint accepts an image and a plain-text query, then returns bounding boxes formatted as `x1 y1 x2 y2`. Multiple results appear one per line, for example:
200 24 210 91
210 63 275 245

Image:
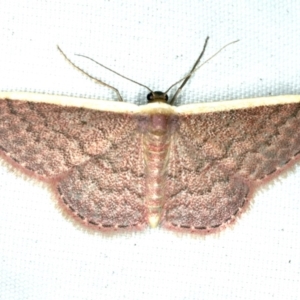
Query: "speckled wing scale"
1 92 300 234
164 98 300 233
0 94 148 230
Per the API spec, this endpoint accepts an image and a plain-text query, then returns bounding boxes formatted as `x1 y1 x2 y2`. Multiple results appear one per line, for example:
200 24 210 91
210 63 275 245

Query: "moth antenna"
74 53 153 95
167 38 239 105
58 38 238 105
57 45 125 102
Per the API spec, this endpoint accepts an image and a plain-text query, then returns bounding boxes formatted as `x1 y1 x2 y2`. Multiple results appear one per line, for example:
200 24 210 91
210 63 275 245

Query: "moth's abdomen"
143 114 171 227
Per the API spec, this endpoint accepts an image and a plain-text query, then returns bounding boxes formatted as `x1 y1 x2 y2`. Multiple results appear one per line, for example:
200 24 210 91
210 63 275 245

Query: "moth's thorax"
142 114 172 227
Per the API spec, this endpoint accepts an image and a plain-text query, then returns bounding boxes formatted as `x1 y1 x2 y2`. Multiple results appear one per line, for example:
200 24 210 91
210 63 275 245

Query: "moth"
0 37 299 234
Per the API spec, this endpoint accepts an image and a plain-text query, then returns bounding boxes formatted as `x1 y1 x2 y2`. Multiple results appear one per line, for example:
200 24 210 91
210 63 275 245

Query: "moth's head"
147 91 169 104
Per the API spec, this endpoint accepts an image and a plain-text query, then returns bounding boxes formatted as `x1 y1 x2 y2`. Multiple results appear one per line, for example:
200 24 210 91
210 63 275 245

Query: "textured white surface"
0 1 299 299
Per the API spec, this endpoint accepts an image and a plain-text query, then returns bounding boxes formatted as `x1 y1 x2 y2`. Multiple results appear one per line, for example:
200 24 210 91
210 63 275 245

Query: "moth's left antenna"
57 45 124 102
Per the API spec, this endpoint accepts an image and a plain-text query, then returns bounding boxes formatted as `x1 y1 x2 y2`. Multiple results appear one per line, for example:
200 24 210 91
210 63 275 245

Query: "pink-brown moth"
1 37 299 235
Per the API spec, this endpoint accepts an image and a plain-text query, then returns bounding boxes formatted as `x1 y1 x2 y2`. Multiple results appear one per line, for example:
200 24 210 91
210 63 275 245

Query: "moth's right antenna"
168 37 239 105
